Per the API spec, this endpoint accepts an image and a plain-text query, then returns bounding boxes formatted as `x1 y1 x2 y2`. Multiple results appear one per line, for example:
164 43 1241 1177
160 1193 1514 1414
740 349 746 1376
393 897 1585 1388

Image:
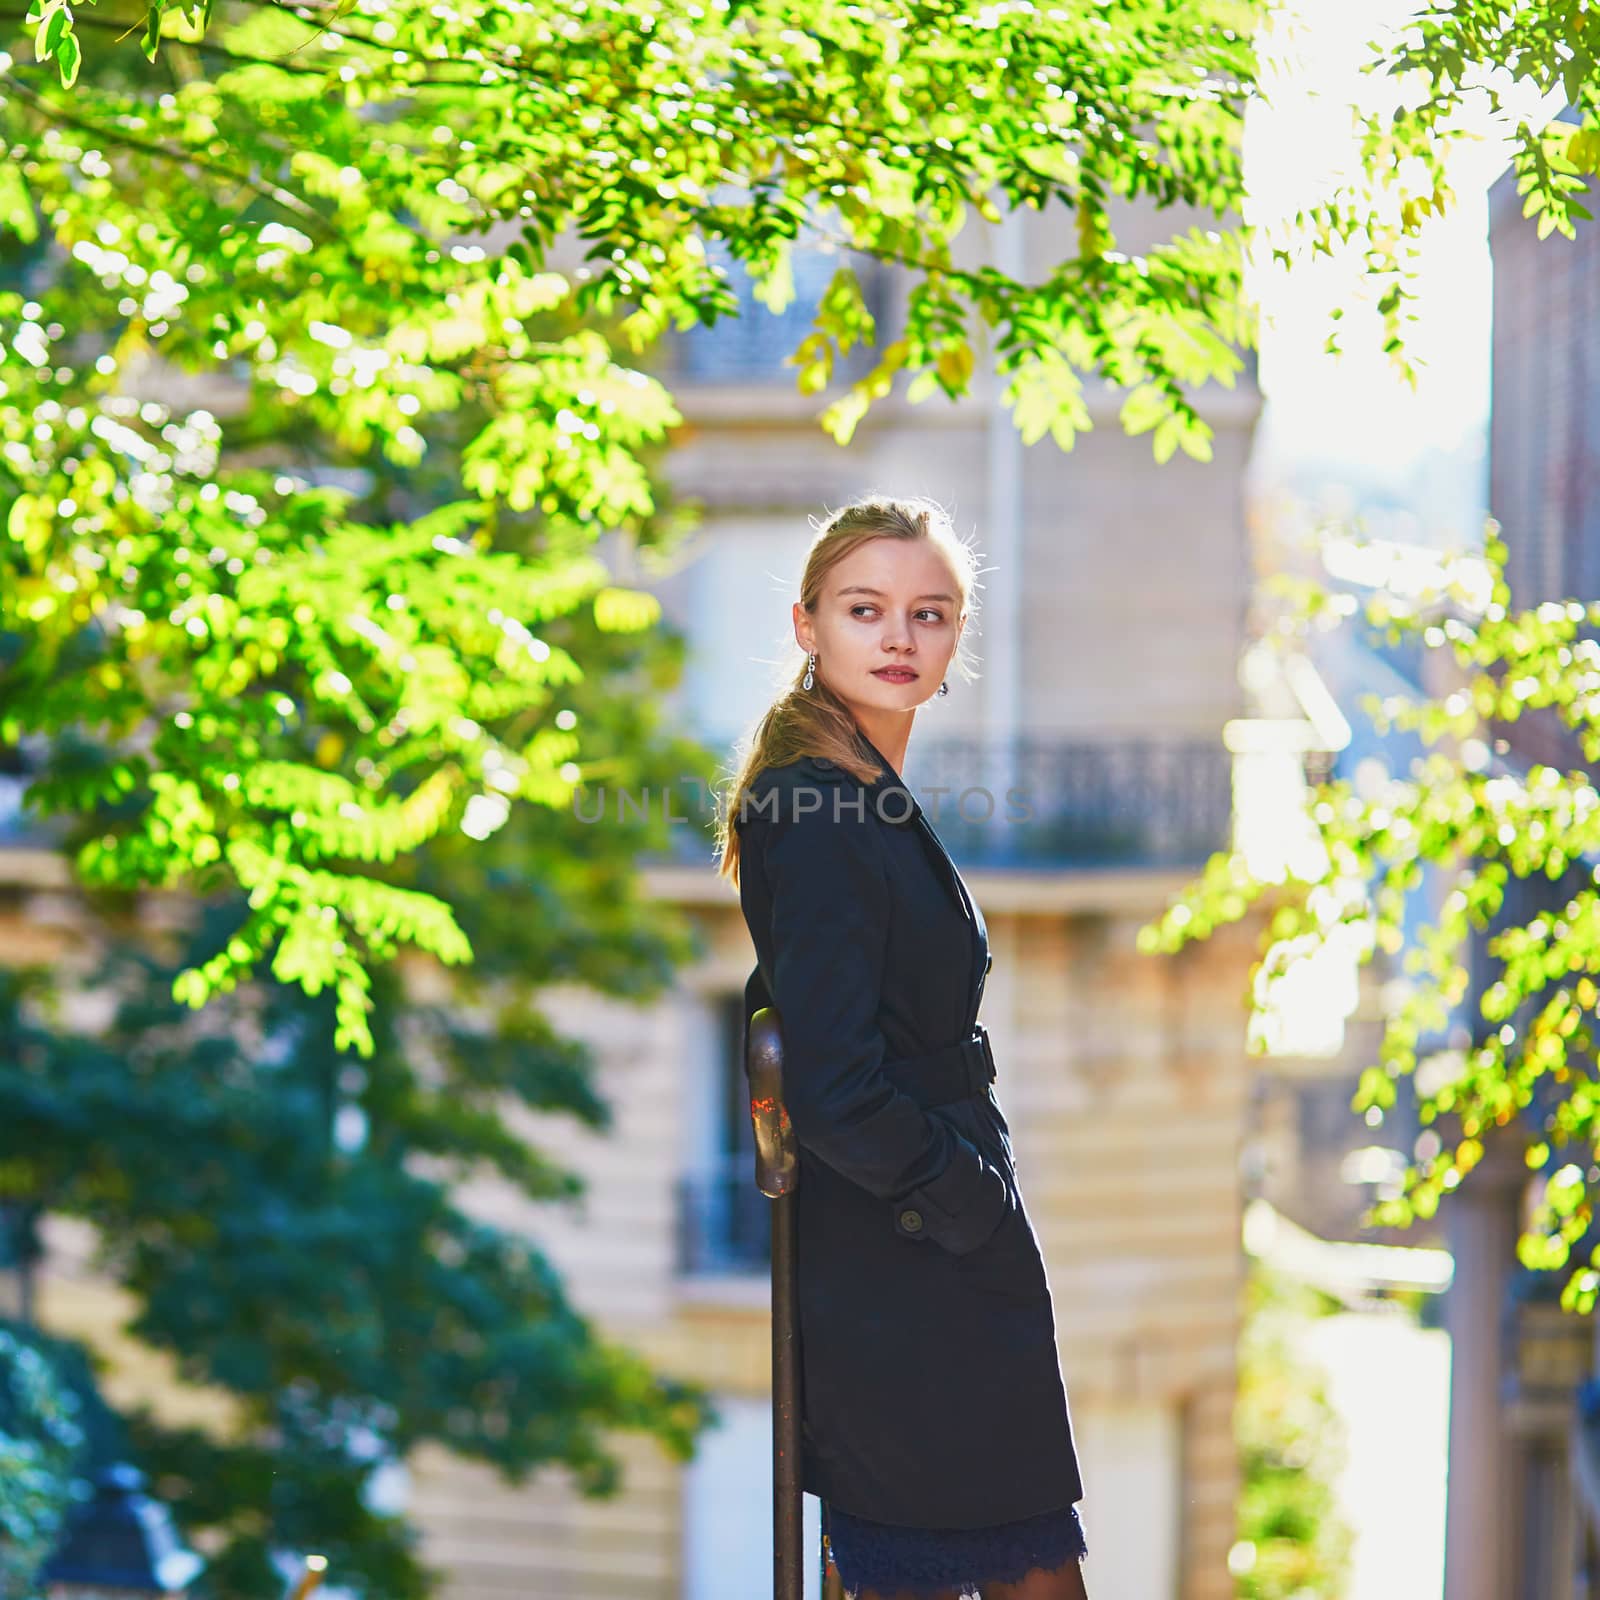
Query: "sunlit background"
1239 3 1560 1596
3 2 1584 1597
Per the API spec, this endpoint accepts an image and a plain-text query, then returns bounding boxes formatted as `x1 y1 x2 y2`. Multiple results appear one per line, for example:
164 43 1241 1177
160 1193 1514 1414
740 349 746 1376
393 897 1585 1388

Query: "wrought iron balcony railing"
659 733 1236 873
900 734 1233 870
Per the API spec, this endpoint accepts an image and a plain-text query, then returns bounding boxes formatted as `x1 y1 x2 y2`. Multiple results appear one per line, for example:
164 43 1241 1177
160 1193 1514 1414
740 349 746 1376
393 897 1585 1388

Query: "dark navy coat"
735 730 1083 1529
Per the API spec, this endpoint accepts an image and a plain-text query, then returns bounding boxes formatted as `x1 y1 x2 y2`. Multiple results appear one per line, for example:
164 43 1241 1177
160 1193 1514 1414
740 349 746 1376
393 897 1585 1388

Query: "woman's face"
793 537 965 717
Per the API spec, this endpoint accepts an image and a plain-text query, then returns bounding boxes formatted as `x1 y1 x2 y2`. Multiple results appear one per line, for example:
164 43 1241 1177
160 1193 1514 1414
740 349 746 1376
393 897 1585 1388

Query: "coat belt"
881 1024 996 1108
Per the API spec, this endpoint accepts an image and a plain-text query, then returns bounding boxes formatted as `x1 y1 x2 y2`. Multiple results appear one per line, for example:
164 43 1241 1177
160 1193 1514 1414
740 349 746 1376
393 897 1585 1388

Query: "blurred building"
1435 141 1600 1600
403 205 1272 1600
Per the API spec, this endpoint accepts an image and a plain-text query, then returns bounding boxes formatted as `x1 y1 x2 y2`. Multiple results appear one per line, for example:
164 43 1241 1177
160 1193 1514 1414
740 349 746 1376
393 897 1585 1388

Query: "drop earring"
803 652 816 691
938 679 949 697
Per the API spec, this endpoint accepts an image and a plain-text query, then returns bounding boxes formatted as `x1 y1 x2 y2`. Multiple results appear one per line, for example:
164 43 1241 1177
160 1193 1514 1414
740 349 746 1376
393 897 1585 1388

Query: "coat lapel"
803 729 990 1030
848 731 966 916
851 731 988 1025
912 804 989 1025
851 732 960 908
917 813 974 919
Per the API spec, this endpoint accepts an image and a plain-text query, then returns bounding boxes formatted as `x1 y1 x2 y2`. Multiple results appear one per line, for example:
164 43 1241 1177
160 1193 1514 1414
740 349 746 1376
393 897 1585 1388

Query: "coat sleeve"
753 795 1010 1256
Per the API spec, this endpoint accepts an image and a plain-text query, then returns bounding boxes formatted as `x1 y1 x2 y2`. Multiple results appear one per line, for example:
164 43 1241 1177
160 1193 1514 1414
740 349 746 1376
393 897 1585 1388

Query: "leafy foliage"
1231 1268 1353 1600
1254 1 1600 380
1140 534 1600 1310
0 0 1264 1050
0 547 712 1596
1131 0 1600 1323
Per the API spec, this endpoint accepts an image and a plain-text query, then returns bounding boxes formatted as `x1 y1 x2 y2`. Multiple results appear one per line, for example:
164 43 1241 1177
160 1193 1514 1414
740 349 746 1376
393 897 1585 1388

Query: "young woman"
716 496 1090 1600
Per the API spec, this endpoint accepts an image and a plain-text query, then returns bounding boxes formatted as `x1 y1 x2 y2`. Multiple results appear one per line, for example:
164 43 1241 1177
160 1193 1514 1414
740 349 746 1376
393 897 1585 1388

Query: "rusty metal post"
746 1005 846 1600
746 1005 803 1600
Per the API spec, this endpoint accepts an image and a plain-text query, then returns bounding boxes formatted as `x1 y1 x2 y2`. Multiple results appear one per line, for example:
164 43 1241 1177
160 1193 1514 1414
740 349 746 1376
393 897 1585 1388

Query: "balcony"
661 733 1236 873
901 734 1233 870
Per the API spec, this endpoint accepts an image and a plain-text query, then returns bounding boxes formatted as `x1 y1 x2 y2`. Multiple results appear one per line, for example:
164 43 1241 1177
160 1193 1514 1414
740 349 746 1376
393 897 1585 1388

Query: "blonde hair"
714 494 980 889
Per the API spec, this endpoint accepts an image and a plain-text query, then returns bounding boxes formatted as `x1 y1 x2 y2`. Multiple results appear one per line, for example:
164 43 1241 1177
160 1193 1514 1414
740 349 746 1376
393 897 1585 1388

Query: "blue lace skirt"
822 1499 1087 1599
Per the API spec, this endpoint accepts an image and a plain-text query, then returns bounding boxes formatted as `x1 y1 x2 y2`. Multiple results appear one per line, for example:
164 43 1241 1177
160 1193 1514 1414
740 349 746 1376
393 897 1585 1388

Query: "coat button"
898 1208 923 1234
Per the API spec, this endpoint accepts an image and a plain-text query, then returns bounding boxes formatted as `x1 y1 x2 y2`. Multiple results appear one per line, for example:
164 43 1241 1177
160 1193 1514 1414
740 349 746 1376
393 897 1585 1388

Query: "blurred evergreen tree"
0 909 712 1600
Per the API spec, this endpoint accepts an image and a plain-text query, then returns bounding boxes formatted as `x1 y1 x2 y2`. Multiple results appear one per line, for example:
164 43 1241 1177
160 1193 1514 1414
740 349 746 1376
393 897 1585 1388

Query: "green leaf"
142 0 163 60
812 265 876 356
1152 416 1180 464
54 26 79 87
1567 127 1600 174
35 0 65 60
935 339 974 394
818 338 908 443
750 241 795 316
1119 383 1167 437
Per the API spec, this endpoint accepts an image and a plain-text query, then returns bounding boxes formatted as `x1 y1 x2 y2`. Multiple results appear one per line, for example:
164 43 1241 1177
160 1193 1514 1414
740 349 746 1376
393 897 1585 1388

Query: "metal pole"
746 1005 846 1600
746 1005 803 1600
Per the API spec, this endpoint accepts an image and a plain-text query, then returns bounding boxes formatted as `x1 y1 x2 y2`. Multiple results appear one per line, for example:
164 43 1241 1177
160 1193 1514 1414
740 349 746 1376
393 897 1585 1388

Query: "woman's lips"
872 668 918 682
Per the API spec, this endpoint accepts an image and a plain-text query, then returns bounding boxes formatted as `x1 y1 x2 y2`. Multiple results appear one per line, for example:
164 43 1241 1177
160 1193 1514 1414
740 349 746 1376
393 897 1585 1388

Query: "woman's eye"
849 605 945 623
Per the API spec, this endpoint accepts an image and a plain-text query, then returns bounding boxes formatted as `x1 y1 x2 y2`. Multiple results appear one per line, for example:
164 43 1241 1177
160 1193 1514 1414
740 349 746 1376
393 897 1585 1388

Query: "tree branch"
1 69 333 235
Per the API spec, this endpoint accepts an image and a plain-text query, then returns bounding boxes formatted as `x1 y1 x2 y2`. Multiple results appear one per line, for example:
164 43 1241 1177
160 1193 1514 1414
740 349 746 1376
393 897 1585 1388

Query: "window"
676 992 771 1276
671 233 887 386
